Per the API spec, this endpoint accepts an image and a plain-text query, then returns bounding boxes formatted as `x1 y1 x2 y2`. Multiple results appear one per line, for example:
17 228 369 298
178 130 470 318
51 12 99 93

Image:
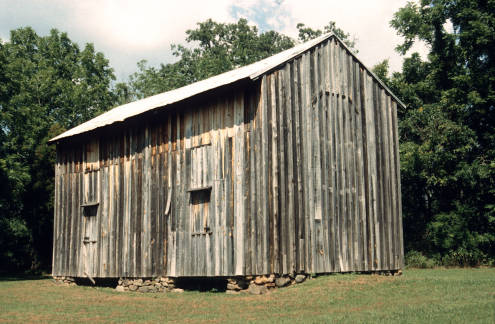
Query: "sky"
0 0 428 82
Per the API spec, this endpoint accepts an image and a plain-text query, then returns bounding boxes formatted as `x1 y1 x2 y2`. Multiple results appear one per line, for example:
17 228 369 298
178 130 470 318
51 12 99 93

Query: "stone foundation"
54 270 401 293
113 274 309 294
116 277 182 293
53 276 76 286
227 273 308 295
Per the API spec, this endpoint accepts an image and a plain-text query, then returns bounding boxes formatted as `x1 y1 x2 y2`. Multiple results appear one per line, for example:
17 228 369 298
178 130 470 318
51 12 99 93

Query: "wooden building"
50 33 404 280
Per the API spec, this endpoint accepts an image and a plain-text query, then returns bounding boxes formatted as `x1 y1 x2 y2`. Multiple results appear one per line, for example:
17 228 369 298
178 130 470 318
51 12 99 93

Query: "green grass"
0 268 494 323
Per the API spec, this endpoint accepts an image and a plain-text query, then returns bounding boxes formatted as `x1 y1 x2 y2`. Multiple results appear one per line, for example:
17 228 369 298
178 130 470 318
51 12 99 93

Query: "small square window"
189 188 211 235
81 202 99 217
81 202 98 243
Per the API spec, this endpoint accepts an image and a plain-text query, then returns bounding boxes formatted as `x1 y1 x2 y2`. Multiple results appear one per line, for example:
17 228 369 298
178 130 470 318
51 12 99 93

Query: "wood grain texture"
52 36 403 278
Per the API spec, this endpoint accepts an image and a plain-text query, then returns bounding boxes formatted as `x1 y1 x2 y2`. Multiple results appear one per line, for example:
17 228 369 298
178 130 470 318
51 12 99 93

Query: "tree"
296 21 357 51
372 59 391 84
0 27 116 272
123 19 295 101
388 0 495 264
121 19 358 102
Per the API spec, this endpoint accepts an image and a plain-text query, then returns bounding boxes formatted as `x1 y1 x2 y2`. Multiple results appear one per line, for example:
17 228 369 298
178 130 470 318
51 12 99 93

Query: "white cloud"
228 0 429 72
0 0 429 80
63 0 235 79
236 0 429 72
70 0 233 50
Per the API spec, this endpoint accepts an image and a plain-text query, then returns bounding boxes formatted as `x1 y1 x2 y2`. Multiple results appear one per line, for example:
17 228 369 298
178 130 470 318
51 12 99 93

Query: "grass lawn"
0 268 494 323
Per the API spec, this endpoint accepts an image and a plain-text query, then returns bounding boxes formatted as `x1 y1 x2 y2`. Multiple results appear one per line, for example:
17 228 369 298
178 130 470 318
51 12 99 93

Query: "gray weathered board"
52 38 404 278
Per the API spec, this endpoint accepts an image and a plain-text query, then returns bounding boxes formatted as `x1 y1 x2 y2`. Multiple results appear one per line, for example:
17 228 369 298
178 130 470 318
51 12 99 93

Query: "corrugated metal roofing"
50 33 404 142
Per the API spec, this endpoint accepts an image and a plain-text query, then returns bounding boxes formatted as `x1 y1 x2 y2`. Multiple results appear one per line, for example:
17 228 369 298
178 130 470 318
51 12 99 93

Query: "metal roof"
50 33 404 142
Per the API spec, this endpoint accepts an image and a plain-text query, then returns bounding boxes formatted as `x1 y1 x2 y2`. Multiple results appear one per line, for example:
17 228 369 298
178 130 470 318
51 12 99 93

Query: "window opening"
188 144 212 235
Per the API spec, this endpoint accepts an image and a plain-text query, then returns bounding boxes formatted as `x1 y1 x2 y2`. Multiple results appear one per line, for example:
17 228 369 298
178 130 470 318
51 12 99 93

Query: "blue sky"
230 0 292 32
0 0 427 82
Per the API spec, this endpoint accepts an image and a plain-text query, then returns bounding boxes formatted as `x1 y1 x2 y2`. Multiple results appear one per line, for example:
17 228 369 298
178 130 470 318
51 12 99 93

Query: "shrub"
440 248 489 267
405 251 436 268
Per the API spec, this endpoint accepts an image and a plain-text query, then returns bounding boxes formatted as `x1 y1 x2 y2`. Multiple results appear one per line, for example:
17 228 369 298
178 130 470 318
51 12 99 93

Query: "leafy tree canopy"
122 18 295 101
383 0 495 264
296 21 357 51
0 27 116 272
120 19 356 102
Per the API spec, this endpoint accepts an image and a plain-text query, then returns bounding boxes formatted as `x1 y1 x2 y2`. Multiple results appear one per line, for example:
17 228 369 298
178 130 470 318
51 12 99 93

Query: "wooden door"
82 203 98 277
80 139 99 278
188 144 213 276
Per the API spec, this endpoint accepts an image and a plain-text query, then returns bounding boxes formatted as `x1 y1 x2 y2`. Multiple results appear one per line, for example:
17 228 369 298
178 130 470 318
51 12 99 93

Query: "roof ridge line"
50 32 404 143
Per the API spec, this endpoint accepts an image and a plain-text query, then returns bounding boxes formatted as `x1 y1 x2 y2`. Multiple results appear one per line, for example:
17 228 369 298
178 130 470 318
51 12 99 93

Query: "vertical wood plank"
285 62 296 274
260 75 270 274
276 70 287 274
391 100 404 268
294 57 305 273
233 91 245 275
354 63 368 271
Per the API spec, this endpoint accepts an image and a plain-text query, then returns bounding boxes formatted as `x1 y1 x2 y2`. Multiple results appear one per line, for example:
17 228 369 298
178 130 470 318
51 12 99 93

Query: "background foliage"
386 0 495 266
0 28 116 272
1 0 494 273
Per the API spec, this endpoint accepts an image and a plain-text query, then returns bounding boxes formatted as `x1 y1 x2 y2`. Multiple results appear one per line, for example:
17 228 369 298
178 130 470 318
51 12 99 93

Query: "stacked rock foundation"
53 270 400 293
53 276 76 286
115 274 309 294
115 277 182 293
227 273 308 295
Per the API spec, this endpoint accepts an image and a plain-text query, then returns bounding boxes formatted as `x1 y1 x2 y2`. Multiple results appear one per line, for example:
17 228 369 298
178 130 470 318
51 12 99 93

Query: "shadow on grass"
0 273 52 282
72 277 228 292
74 277 119 288
6 275 228 293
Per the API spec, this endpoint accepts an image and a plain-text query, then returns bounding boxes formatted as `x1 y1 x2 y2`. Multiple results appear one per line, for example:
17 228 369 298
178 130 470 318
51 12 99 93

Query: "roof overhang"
50 33 405 143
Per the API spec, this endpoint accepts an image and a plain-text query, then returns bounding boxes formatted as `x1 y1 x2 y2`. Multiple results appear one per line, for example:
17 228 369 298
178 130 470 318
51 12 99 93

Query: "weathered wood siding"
52 38 403 278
